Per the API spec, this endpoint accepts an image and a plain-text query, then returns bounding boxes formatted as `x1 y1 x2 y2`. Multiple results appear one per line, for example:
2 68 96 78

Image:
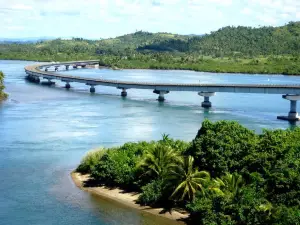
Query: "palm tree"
210 172 244 199
169 156 210 201
137 144 180 180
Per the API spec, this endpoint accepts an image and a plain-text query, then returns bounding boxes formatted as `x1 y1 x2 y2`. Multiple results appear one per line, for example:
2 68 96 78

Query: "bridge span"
25 60 300 121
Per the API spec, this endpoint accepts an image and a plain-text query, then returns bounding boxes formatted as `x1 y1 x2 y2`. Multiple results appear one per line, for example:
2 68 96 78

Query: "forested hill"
138 22 300 56
0 31 190 60
97 31 189 54
1 22 300 63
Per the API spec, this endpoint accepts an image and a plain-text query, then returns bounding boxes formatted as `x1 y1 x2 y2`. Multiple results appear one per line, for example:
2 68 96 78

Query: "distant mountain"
0 37 57 43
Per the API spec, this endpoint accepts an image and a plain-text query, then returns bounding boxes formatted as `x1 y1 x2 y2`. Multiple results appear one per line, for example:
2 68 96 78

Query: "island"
73 120 300 225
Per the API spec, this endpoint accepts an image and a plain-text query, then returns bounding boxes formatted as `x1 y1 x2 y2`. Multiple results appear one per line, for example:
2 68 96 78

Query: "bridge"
25 60 300 122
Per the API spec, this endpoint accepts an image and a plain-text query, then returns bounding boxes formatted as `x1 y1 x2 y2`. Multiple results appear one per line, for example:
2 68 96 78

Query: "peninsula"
73 120 300 225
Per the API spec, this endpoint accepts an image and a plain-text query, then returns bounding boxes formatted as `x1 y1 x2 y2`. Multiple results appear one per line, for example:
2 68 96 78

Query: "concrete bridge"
25 60 300 121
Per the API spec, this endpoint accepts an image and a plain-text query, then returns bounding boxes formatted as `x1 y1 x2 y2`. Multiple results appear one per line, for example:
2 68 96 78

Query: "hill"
1 23 300 75
138 22 300 56
0 31 190 61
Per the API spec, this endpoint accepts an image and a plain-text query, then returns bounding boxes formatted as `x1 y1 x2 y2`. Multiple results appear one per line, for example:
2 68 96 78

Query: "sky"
0 0 300 39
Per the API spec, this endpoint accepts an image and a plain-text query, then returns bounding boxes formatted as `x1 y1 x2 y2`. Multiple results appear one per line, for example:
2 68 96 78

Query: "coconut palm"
210 172 244 199
138 144 180 180
169 156 210 201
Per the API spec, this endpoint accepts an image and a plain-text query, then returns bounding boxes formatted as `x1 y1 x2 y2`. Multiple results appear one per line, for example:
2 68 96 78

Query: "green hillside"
0 31 190 61
139 22 300 56
1 23 300 75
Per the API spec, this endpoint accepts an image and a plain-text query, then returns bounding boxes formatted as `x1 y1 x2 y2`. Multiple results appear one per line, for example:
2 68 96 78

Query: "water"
0 60 299 225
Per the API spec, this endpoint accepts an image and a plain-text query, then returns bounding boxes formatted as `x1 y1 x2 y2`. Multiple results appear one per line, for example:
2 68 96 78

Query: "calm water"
1 60 300 225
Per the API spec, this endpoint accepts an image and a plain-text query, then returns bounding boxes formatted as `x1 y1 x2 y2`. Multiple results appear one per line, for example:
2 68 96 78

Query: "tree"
185 120 258 177
137 144 180 180
169 156 210 201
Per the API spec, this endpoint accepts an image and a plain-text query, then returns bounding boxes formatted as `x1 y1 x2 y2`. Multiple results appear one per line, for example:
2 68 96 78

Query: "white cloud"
280 13 290 18
5 25 25 30
11 3 33 10
257 14 277 24
241 7 252 15
208 0 232 6
0 0 300 38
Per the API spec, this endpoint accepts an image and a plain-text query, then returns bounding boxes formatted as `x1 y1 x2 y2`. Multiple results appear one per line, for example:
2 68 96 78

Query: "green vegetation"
76 120 300 224
0 71 7 101
139 21 300 56
1 22 300 75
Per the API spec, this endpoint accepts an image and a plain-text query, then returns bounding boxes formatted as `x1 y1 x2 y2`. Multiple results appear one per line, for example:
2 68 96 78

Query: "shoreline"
1 58 300 76
71 172 189 224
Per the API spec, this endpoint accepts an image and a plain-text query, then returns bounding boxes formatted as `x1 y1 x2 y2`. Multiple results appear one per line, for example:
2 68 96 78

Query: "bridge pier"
121 88 127 97
153 90 169 102
198 92 216 108
34 76 40 83
277 95 300 121
27 75 40 83
55 66 59 72
65 65 69 70
65 82 71 89
89 85 96 93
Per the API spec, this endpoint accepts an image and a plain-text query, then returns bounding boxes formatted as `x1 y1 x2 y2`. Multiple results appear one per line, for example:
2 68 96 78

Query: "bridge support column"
34 76 40 83
277 95 300 121
65 82 71 89
198 92 216 108
89 85 96 93
65 65 69 70
27 75 40 83
153 90 169 102
121 88 127 97
55 66 59 72
47 79 55 85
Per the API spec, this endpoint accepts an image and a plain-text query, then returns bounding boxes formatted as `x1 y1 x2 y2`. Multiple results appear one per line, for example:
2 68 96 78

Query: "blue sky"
1 0 300 39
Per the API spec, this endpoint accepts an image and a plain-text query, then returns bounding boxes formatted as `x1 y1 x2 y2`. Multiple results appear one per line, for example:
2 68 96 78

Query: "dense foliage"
77 120 300 224
0 71 7 100
1 23 300 75
140 22 300 57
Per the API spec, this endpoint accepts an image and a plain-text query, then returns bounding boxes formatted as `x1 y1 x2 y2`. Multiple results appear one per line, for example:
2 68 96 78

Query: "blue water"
1 60 299 225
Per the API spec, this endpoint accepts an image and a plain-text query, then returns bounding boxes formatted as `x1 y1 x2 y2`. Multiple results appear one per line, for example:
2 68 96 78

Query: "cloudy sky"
1 0 300 39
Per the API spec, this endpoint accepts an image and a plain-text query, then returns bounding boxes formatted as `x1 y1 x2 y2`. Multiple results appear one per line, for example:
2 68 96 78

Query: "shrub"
137 179 164 206
0 71 8 100
76 148 106 174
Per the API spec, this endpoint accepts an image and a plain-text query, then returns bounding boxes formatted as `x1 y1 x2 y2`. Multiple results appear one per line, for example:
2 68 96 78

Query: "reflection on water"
0 60 299 225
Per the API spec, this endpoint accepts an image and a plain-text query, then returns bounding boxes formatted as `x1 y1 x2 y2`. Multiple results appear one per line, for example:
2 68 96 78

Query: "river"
0 60 299 225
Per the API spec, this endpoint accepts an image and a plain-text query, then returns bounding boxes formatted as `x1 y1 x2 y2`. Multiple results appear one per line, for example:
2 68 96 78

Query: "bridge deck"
25 61 300 95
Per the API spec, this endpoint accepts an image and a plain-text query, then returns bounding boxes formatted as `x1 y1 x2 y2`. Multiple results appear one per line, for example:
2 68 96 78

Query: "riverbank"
2 55 300 75
71 172 189 224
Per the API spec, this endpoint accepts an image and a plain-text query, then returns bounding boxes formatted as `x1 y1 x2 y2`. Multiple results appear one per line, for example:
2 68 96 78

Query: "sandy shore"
71 172 189 223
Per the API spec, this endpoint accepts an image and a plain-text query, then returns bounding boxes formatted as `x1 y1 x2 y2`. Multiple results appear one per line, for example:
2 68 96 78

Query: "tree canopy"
77 120 300 224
